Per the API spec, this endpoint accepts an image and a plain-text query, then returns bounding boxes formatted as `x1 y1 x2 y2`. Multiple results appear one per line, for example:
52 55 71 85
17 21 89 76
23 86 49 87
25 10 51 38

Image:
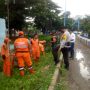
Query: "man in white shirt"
70 31 76 59
65 29 71 42
60 27 71 70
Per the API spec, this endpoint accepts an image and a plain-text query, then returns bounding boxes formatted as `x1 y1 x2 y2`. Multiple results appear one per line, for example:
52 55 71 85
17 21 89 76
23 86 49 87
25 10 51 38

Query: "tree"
61 11 73 29
26 0 61 33
0 0 7 18
0 0 62 35
80 15 90 36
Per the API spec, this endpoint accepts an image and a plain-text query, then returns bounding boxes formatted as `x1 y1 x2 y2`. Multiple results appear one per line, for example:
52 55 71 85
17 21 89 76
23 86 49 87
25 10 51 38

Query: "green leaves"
0 0 61 31
80 15 90 36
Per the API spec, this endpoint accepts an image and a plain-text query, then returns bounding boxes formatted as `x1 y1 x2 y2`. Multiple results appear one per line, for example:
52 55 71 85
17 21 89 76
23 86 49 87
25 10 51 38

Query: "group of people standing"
51 27 76 70
1 27 75 77
1 31 46 77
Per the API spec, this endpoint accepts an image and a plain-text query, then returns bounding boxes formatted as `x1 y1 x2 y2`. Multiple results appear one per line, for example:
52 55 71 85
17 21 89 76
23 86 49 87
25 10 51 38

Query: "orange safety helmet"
18 31 24 36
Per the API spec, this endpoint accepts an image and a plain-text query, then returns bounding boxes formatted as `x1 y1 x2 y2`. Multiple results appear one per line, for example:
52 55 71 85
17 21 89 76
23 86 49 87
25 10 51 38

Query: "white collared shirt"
70 33 76 42
64 30 71 42
60 30 71 48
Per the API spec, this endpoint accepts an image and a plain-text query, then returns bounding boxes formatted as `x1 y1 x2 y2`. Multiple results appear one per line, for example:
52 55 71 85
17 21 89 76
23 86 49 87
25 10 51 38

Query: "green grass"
0 35 56 90
0 52 56 90
39 35 52 53
55 66 69 90
39 35 51 42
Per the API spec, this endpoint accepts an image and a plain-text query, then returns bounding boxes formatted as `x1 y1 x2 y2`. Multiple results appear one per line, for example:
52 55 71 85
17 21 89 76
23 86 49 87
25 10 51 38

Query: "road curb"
48 52 63 90
78 35 90 48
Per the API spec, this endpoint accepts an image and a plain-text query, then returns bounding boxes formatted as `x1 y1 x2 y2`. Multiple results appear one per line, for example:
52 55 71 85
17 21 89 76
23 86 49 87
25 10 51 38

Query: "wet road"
69 39 90 90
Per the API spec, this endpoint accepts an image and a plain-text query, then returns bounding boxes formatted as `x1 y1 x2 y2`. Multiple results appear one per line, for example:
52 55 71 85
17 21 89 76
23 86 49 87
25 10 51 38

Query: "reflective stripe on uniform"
14 38 29 52
15 42 28 49
15 45 28 49
28 66 32 70
19 67 24 70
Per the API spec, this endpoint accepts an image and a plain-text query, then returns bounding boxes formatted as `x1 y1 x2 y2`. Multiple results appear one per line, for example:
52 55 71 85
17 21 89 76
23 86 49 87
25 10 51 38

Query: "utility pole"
64 0 66 26
13 0 16 4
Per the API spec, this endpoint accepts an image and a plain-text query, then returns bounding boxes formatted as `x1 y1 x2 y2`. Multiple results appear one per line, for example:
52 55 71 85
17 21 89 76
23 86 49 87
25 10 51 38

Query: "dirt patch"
41 65 50 72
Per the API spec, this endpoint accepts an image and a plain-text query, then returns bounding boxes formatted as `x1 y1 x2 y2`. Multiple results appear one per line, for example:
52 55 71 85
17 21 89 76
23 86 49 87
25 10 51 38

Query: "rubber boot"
20 70 24 76
29 68 35 74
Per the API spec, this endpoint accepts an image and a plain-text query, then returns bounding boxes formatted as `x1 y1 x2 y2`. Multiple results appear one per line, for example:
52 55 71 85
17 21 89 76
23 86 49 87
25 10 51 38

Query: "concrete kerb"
48 52 63 90
48 63 61 90
78 35 90 47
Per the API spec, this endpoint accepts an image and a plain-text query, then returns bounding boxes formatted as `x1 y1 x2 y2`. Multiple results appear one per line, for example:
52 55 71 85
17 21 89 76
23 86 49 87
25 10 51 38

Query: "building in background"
0 18 6 50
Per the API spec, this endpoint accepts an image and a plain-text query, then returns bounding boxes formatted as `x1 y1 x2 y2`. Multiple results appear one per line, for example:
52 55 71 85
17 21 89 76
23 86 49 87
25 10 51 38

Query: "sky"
52 0 90 17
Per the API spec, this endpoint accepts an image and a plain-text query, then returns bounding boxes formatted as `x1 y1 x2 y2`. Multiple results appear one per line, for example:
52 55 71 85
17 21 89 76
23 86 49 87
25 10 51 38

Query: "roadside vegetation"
0 35 56 90
55 65 69 90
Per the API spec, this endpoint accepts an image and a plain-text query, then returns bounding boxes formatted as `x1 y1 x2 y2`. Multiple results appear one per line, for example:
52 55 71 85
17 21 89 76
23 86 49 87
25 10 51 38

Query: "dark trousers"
61 48 69 68
52 49 59 65
70 42 74 58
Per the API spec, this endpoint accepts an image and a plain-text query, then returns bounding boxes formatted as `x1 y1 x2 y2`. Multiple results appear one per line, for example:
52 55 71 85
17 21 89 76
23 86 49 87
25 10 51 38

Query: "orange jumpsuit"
1 42 11 77
39 40 46 55
31 39 40 61
14 37 34 76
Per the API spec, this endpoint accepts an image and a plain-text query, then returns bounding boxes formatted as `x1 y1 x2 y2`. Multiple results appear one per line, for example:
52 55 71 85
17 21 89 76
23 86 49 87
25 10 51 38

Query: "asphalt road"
69 39 90 90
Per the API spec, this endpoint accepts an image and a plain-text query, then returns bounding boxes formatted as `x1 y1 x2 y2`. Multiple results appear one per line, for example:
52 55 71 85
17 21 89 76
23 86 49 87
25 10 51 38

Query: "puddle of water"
76 51 84 60
75 50 90 80
79 61 90 80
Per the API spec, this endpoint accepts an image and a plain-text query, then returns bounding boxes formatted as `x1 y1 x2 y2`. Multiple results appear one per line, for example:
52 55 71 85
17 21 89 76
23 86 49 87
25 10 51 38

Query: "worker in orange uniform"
30 34 40 62
14 31 35 76
39 40 46 55
1 37 11 77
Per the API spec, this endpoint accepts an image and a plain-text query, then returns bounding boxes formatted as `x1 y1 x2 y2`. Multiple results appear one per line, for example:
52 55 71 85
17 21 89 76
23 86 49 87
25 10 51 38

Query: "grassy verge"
0 52 55 90
0 35 56 90
39 35 52 53
55 66 69 90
